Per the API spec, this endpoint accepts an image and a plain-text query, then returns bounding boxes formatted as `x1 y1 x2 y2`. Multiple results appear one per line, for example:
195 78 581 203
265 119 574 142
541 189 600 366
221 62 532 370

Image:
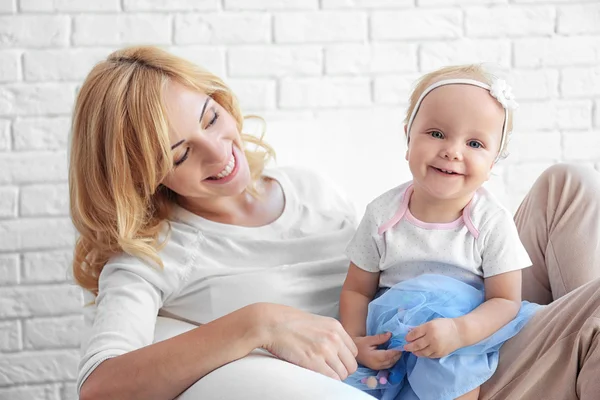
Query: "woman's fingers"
337 344 358 376
314 360 342 381
340 330 359 357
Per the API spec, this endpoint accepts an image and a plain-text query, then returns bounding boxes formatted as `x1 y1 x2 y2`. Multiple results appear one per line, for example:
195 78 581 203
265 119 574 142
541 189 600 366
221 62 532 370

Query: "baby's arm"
453 270 522 347
340 263 402 370
340 262 380 337
404 270 522 358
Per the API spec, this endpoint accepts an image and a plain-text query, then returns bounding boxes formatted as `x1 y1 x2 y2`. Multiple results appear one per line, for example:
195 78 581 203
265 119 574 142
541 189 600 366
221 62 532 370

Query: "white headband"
405 78 518 162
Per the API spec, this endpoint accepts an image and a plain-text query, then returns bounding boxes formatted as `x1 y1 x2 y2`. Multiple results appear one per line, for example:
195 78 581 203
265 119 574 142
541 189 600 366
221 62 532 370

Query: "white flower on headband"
489 79 518 110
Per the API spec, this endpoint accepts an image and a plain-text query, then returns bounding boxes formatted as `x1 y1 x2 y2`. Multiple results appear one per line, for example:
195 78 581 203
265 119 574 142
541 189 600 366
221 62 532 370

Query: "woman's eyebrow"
199 96 210 123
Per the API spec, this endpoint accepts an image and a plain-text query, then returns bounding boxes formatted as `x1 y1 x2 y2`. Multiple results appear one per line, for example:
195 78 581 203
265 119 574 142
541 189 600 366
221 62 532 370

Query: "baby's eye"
468 140 482 149
430 131 444 139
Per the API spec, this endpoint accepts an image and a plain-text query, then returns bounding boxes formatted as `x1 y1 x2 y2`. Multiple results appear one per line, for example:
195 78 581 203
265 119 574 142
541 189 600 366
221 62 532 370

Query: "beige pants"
481 164 600 400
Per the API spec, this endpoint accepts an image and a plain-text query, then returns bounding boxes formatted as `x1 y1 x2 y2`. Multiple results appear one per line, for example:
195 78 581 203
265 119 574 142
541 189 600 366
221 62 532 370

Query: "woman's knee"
537 163 600 193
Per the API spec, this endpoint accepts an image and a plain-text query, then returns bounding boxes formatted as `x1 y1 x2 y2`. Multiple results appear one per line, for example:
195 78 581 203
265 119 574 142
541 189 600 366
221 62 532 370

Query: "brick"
0 118 8 150
0 320 21 351
509 69 559 100
506 131 561 162
372 9 461 40
558 4 600 35
175 13 270 45
0 253 19 285
13 117 70 150
563 131 600 161
325 43 417 74
226 79 276 111
0 350 78 385
0 0 16 13
24 316 83 349
228 46 322 77
0 185 18 218
516 101 592 131
418 0 505 4
0 218 75 252
373 74 420 105
124 0 219 11
0 84 76 116
506 162 556 193
420 40 511 71
20 183 69 217
61 383 78 400
0 50 19 82
279 78 371 108
225 0 317 9
275 12 367 43
0 151 67 184
0 130 9 152
22 249 74 283
514 36 600 68
23 49 110 82
466 6 555 37
20 0 119 12
0 384 61 400
0 16 69 47
322 0 413 7
73 15 171 46
166 46 225 76
0 285 82 318
561 67 600 98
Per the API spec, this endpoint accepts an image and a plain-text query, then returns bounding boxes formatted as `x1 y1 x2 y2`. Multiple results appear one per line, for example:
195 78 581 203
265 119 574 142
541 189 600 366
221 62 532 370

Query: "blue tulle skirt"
344 274 543 400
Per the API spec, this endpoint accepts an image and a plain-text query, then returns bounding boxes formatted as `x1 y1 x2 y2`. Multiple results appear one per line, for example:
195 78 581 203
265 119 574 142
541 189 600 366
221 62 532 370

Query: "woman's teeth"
207 154 236 180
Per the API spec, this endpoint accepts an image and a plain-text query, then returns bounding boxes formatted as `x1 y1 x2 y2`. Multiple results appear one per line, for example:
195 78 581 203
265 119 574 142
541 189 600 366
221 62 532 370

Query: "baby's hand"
403 318 462 358
353 332 403 370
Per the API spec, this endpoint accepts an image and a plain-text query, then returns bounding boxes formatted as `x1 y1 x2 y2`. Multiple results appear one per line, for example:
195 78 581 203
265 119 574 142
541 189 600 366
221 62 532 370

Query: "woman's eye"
174 148 190 166
204 110 219 129
430 131 444 139
467 140 482 149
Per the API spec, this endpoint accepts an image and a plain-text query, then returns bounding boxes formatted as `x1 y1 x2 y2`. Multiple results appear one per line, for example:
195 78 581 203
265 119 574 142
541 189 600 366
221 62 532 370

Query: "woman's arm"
81 302 359 400
80 303 263 400
454 270 522 347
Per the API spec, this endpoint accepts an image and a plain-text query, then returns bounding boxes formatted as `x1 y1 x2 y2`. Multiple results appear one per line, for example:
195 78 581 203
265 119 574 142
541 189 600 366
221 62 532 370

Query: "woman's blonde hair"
69 46 275 294
404 64 514 159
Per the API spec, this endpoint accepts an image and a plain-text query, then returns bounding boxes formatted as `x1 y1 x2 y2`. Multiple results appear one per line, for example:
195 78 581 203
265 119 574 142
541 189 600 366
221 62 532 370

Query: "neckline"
171 168 296 236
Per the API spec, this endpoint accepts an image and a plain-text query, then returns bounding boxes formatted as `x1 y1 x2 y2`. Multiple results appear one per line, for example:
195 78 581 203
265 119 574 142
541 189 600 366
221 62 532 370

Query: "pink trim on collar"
377 184 480 239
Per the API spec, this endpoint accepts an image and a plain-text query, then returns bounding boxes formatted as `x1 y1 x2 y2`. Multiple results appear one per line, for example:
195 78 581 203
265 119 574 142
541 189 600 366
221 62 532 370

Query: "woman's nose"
198 135 228 165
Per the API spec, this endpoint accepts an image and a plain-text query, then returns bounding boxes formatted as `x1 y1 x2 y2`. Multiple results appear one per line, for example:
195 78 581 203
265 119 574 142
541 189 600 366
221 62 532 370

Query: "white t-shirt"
346 181 531 289
77 167 358 393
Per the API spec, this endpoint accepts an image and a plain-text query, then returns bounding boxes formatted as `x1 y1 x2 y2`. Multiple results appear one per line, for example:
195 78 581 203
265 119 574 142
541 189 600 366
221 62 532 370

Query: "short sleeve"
77 259 166 394
345 205 384 272
480 211 532 278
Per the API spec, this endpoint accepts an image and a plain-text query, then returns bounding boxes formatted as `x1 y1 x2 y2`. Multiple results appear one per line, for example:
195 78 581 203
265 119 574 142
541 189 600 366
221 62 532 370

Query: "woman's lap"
154 317 375 400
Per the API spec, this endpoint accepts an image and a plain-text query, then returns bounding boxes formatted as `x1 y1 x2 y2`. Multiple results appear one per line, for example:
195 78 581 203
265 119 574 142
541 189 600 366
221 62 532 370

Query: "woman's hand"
403 318 462 358
354 332 403 370
257 303 359 381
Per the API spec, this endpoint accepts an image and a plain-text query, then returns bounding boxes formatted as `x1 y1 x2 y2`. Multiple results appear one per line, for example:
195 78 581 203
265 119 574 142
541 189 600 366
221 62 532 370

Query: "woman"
71 46 600 400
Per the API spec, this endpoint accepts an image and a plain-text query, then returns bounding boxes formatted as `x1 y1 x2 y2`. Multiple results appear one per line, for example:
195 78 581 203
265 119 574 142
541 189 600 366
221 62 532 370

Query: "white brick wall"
0 1 599 398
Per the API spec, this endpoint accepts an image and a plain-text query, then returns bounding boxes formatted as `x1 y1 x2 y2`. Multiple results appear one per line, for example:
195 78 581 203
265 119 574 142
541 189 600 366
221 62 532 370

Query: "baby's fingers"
404 337 428 353
405 325 427 342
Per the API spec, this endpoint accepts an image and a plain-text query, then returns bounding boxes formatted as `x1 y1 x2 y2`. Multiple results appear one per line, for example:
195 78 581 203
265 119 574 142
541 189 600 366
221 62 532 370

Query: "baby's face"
405 83 505 203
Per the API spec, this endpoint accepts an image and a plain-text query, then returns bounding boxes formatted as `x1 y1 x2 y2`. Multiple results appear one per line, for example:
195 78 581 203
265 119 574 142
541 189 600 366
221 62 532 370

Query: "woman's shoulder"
99 222 195 297
266 166 358 216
